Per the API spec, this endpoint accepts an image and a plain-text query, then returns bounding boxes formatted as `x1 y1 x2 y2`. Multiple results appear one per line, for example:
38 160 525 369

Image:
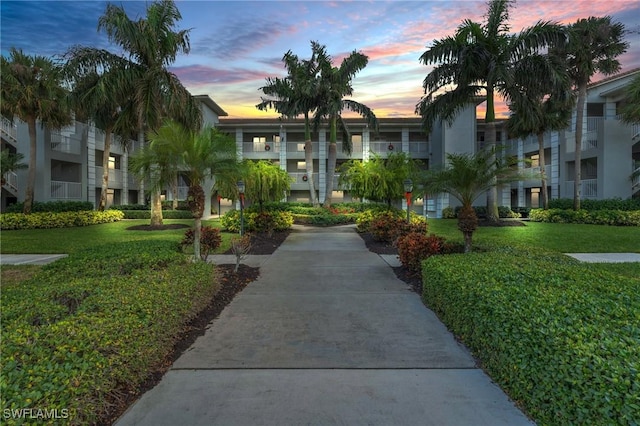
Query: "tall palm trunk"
24 117 37 214
98 125 114 211
150 191 163 227
188 184 205 261
484 86 499 223
304 140 318 206
573 83 587 211
484 120 499 223
324 116 338 208
458 204 478 253
537 132 548 209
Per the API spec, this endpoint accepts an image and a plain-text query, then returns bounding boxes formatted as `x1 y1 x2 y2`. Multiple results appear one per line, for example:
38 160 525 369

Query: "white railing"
95 167 123 185
633 123 640 141
51 133 81 155
2 171 18 192
632 167 640 193
586 117 603 132
289 172 319 185
243 141 280 153
409 142 428 154
370 141 400 153
1 118 18 142
50 181 82 199
565 179 597 199
286 142 306 153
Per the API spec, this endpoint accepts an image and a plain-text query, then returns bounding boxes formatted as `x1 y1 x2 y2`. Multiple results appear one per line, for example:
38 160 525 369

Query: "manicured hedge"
548 198 640 211
0 210 124 230
1 241 219 424
112 209 194 219
529 208 640 226
220 209 294 233
421 248 640 425
4 201 94 213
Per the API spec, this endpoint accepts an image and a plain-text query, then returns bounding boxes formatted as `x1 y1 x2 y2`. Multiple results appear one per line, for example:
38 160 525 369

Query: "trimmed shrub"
369 210 427 243
4 201 94 213
396 232 445 274
422 248 640 425
441 206 456 219
1 240 219 424
220 210 293 233
451 205 520 219
0 210 124 230
181 226 222 260
529 208 640 226
114 209 194 219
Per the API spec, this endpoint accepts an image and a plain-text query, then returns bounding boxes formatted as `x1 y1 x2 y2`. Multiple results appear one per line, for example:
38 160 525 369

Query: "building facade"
2 70 638 217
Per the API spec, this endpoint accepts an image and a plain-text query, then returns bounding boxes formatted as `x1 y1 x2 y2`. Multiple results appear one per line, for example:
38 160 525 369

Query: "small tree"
421 149 525 253
339 152 419 208
242 160 292 212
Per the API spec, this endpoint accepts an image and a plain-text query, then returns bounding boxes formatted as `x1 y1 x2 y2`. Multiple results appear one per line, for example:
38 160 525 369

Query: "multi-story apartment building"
1 95 227 215
2 70 638 217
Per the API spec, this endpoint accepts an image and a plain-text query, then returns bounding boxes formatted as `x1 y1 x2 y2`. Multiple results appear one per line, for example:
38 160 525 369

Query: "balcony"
51 180 82 199
565 179 597 199
95 167 124 186
2 171 18 194
370 141 400 154
1 118 18 144
51 133 81 155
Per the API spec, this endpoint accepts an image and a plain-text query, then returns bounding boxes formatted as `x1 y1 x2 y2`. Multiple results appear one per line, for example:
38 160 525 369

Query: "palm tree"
70 0 202 225
339 152 419 208
507 55 573 209
257 41 327 206
64 65 133 211
1 48 72 214
130 120 238 259
313 48 378 208
421 149 523 253
554 16 627 210
415 0 564 222
0 149 27 186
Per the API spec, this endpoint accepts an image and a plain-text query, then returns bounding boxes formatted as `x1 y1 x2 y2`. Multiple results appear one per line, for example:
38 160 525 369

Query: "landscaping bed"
421 247 640 425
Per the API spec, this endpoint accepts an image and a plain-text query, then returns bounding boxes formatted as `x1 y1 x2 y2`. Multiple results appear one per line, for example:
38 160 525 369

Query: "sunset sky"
2 0 639 119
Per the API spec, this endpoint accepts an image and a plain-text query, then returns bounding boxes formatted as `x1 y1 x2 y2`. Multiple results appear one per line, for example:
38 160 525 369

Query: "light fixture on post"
237 180 245 236
403 179 413 224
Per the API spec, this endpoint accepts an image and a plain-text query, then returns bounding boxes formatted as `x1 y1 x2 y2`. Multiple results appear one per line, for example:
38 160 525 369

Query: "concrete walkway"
116 225 533 426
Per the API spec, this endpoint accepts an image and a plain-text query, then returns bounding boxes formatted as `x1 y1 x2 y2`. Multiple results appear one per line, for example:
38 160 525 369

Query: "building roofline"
193 94 228 117
588 67 640 89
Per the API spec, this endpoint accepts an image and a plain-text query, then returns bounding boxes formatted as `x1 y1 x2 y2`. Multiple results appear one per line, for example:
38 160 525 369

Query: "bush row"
529 208 640 226
3 201 94 213
0 241 219 424
220 210 294 233
112 209 194 219
0 210 124 230
421 248 640 425
441 205 521 219
292 212 360 226
548 198 640 211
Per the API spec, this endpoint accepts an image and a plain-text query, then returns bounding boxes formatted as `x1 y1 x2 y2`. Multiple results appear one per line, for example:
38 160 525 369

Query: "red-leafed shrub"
370 211 408 242
181 226 222 260
396 232 445 274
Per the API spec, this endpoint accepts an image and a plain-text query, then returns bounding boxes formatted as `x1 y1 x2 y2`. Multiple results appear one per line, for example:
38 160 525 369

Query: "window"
253 136 266 143
108 155 121 170
529 154 540 168
273 135 281 143
297 161 306 171
351 134 362 143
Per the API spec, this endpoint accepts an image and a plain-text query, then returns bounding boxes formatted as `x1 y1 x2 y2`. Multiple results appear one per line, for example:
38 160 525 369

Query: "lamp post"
403 179 413 224
237 180 245 236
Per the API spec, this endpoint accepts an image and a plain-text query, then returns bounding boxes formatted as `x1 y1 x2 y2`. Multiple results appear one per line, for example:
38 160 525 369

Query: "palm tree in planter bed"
421 149 525 253
130 120 238 260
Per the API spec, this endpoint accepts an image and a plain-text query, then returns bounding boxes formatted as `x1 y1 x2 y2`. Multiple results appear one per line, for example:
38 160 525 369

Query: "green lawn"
428 219 640 253
0 218 237 254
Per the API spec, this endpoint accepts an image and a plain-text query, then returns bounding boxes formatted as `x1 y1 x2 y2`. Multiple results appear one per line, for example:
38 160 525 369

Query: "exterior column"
279 126 287 201
363 125 370 162
318 129 327 204
550 131 560 200
517 139 525 207
87 124 96 207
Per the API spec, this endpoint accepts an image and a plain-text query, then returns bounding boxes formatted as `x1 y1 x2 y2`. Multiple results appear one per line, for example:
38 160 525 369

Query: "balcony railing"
633 123 640 141
51 180 82 199
51 133 81 155
243 142 280 153
565 179 597 199
289 172 318 185
632 166 640 193
370 141 400 153
1 118 17 143
2 171 18 193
